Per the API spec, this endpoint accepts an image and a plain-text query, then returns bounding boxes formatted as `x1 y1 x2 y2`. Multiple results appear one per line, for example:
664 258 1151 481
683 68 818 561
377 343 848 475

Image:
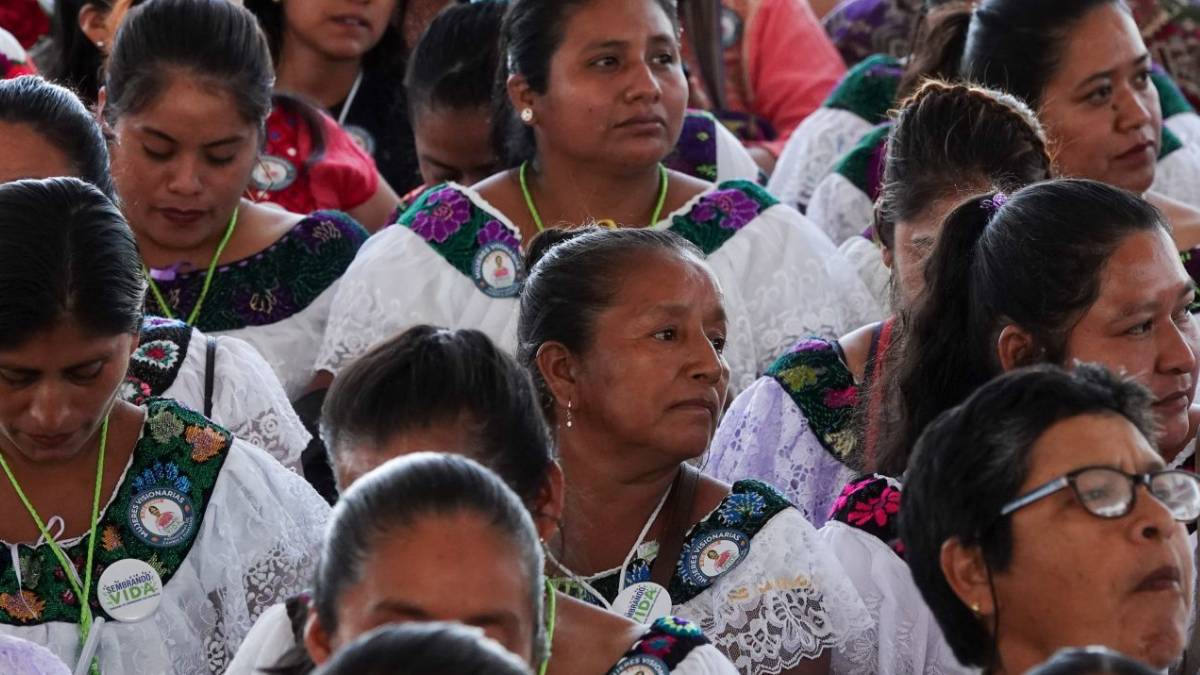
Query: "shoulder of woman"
665 180 782 255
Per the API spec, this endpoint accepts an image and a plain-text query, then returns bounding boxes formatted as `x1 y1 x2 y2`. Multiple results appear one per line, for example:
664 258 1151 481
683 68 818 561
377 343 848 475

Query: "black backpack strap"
204 337 216 418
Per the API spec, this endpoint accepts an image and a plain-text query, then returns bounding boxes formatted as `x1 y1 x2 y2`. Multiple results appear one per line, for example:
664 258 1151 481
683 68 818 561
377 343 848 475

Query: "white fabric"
1167 112 1200 151
838 237 892 314
1153 142 1200 211
714 122 763 184
159 330 310 472
820 522 975 675
707 377 857 527
316 185 882 393
807 173 875 246
768 109 874 211
676 643 744 674
0 438 331 674
0 28 26 64
675 508 873 675
0 634 70 675
224 602 294 675
218 282 341 399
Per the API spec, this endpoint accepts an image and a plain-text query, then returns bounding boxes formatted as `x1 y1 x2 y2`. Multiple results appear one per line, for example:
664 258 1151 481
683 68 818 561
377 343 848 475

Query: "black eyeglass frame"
998 465 1200 522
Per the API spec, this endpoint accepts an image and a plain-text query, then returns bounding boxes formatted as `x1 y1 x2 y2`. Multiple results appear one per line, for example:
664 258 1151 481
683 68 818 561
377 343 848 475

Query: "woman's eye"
69 362 105 382
1134 70 1152 89
591 56 619 69
652 328 676 341
143 146 171 161
0 370 33 386
208 154 237 166
1126 319 1154 336
1086 85 1113 105
710 335 727 354
653 52 676 66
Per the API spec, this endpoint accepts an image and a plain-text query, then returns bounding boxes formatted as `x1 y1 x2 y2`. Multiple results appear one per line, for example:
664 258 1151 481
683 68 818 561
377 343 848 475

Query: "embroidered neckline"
0 400 233 626
823 53 903 125
766 338 862 468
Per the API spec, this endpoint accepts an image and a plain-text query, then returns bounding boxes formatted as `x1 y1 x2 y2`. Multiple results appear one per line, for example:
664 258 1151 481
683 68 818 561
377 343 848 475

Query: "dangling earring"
565 399 574 428
520 108 535 124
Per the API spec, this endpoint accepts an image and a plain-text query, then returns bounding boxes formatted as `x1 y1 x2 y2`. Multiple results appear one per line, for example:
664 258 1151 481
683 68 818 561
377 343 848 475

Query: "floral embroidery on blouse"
766 337 862 466
122 318 193 407
830 474 905 557
663 110 721 182
668 181 777 256
606 616 712 674
411 187 471 243
0 400 232 626
822 53 904 124
477 219 521 250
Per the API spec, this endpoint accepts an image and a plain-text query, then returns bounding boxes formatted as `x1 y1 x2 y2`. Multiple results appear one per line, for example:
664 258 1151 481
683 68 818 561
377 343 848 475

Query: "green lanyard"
519 163 669 233
538 579 557 675
144 206 239 325
0 417 109 675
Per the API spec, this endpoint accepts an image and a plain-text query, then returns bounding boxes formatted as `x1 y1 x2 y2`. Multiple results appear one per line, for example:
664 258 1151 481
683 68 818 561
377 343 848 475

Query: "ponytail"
897 2 972 100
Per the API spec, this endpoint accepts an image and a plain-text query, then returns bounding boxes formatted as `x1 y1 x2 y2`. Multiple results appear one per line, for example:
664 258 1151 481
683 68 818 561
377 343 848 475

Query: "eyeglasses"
1000 466 1200 522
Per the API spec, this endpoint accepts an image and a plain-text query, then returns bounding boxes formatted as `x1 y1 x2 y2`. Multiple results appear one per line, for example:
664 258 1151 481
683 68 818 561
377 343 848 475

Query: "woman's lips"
157 208 206 225
1113 141 1156 166
1135 565 1183 594
1154 391 1191 413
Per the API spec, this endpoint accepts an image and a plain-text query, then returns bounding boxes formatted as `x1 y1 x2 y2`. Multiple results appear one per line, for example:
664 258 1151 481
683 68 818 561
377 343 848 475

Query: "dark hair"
904 0 1123 109
312 453 546 664
876 79 1051 250
1026 647 1160 675
874 179 1168 475
321 325 553 502
405 0 505 117
46 0 113 104
243 0 405 82
313 623 533 675
517 227 704 422
103 0 273 128
0 177 145 349
493 0 680 167
0 76 116 201
900 363 1157 669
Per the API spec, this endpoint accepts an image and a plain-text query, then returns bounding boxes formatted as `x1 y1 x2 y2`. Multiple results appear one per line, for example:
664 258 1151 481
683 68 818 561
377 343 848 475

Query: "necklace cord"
520 163 669 234
537 580 557 675
145 206 239 325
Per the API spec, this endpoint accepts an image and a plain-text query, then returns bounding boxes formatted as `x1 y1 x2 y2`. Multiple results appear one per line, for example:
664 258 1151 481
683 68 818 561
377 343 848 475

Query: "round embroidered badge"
128 487 196 548
473 241 524 298
680 529 749 587
343 125 377 156
612 655 669 675
251 155 298 192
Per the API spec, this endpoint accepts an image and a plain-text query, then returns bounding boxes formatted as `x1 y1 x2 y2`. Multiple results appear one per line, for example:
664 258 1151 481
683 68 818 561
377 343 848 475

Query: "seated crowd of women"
1 0 1199 674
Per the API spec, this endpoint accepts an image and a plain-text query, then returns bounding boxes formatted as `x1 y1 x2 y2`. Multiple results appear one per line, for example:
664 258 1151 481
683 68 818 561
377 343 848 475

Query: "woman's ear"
940 537 996 617
78 2 113 53
997 324 1039 371
507 73 538 121
535 341 578 413
303 607 334 665
532 461 565 541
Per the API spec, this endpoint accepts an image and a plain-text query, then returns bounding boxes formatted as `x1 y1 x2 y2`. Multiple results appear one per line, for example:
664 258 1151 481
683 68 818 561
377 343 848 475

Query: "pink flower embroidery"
824 386 858 409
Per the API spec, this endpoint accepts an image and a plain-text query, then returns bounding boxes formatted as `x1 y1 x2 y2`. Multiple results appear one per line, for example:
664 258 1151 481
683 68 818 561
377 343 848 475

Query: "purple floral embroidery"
789 338 829 353
691 189 759 231
824 385 858 409
411 188 471 243
476 219 520 250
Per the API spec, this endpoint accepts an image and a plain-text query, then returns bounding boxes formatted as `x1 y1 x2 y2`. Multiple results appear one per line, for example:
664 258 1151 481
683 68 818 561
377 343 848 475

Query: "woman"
313 623 534 675
229 325 739 675
316 0 879 394
0 177 329 673
302 453 546 669
245 0 420 193
802 0 1200 248
104 0 369 398
0 74 312 470
401 0 755 203
902 364 1196 673
707 79 1053 522
518 228 872 673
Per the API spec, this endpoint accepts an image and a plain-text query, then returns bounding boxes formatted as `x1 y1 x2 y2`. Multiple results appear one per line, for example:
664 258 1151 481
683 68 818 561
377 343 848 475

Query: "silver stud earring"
520 108 535 124
565 399 574 428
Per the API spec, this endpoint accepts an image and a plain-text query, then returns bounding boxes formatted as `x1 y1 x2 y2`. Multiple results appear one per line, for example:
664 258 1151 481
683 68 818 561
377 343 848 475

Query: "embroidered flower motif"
101 525 123 552
691 189 759 230
717 492 767 526
779 364 818 391
476 219 520 250
655 616 702 638
623 559 651 586
132 340 180 371
186 425 226 462
249 289 279 316
120 378 153 404
132 462 192 494
0 590 44 622
829 476 877 519
148 410 185 444
640 634 678 658
311 220 343 243
824 385 858 409
411 188 470 243
846 485 901 528
61 589 77 606
824 428 858 460
146 554 167 579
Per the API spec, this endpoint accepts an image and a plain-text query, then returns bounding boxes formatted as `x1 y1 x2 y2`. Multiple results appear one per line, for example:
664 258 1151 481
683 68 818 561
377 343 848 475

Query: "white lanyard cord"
336 71 365 127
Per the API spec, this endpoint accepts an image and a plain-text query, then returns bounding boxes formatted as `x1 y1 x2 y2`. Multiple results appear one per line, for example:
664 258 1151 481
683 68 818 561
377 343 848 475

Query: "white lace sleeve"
676 509 872 675
706 206 883 392
315 225 521 376
837 236 892 314
820 522 975 675
714 123 763 184
1167 112 1200 150
707 377 857 526
0 635 70 675
163 332 310 472
807 173 875 245
1153 143 1200 210
674 644 743 674
768 109 874 210
224 602 297 675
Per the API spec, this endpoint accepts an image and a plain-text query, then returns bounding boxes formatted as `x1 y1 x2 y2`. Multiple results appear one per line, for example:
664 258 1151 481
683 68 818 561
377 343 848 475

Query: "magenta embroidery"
411 188 470 243
692 189 759 230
